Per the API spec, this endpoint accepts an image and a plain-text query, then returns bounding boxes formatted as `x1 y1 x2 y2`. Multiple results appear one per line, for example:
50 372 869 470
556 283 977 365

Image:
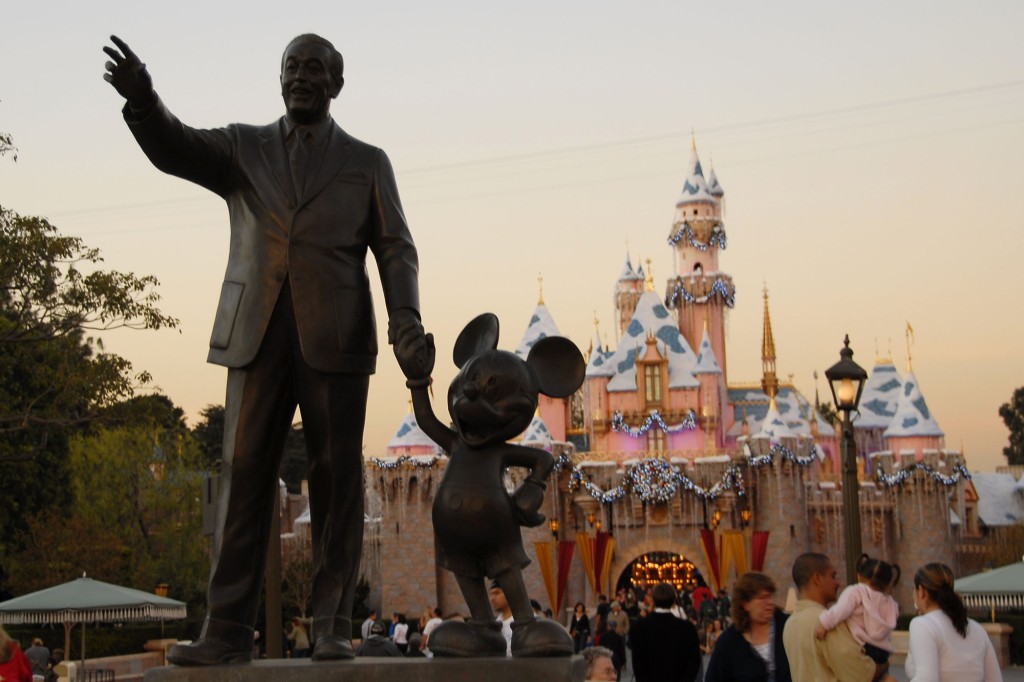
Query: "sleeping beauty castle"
360 140 993 619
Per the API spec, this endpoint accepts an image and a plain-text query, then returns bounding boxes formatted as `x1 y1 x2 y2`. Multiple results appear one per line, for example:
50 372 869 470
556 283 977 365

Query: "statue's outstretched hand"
103 35 155 110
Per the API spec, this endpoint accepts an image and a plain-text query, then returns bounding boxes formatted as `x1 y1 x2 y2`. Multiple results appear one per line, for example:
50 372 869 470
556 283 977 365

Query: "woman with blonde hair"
905 562 1001 681
0 625 33 682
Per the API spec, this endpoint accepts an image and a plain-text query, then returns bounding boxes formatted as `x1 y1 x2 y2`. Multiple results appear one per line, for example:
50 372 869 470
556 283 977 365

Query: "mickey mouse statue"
395 313 584 657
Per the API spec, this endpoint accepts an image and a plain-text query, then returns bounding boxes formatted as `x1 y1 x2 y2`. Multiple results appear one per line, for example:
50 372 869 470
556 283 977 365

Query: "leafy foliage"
66 425 209 606
998 386 1024 465
0 205 178 455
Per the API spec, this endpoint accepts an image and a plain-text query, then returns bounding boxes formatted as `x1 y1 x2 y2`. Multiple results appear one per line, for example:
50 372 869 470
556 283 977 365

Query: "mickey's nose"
463 381 480 400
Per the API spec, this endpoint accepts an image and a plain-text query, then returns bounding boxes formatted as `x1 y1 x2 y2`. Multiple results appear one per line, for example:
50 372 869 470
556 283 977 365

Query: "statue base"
143 655 585 682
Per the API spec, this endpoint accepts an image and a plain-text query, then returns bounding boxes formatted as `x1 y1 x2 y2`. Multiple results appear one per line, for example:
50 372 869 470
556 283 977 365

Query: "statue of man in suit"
103 34 425 665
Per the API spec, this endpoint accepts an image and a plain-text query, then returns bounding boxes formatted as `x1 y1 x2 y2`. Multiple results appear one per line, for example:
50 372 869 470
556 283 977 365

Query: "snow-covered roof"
883 371 944 438
753 400 803 440
856 361 903 429
514 303 561 359
520 413 553 447
676 148 717 206
605 291 700 392
727 386 831 438
694 327 722 375
707 167 724 197
586 347 616 378
618 254 643 282
971 472 1024 527
387 412 439 450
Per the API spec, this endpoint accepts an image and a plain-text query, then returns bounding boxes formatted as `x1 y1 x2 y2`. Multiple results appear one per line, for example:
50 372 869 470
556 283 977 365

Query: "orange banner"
534 541 558 613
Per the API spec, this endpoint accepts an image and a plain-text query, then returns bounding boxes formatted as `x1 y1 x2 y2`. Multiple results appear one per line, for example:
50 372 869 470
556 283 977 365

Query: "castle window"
693 263 703 275
646 428 665 453
644 365 662 405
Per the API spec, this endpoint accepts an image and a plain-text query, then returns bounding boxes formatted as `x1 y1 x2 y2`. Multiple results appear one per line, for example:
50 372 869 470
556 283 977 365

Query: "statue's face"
280 41 341 123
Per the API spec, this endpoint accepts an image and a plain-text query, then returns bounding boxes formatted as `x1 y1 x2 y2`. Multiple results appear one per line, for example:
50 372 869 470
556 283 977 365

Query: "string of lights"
875 462 971 487
667 221 727 251
555 455 747 504
611 409 697 437
665 276 736 309
743 442 819 468
369 454 443 469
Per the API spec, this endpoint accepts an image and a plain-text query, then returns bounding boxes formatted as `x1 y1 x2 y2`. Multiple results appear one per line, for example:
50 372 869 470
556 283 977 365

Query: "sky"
2 0 1022 473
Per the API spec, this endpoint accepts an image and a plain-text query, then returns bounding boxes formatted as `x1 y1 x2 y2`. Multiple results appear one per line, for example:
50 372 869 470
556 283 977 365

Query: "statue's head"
280 34 344 124
446 313 585 448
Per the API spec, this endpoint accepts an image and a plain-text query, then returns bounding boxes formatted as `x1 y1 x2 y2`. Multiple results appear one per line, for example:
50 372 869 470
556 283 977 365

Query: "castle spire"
905 321 914 372
761 285 779 400
645 258 655 292
537 272 544 305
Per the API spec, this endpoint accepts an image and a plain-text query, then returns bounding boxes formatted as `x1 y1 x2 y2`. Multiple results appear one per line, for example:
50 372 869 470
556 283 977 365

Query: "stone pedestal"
143 656 585 682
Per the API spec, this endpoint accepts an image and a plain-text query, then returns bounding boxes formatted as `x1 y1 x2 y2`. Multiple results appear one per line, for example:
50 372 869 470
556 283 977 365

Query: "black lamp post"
824 335 868 583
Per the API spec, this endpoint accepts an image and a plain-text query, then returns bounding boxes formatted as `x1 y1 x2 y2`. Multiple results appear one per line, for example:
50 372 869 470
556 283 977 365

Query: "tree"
0 205 178 454
192 404 224 470
281 533 313 618
998 387 1024 465
5 510 130 595
67 425 209 605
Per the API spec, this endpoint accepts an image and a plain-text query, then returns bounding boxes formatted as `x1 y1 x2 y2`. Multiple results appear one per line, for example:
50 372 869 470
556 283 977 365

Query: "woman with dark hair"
705 572 791 682
569 602 591 653
905 562 1001 681
391 613 409 653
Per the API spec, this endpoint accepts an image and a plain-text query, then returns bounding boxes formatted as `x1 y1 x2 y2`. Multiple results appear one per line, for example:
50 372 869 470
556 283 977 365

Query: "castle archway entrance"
615 550 706 593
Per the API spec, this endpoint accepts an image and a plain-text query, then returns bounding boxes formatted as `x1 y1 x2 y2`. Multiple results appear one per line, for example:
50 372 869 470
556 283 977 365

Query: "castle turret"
665 137 734 377
883 368 944 459
514 282 572 441
615 253 644 338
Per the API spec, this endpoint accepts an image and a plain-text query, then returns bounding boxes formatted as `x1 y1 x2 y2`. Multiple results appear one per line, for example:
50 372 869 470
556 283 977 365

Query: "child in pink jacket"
815 553 900 666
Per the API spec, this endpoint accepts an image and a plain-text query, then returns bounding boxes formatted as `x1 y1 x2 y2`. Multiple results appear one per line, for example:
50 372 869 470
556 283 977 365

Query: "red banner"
699 528 722 592
751 530 770 572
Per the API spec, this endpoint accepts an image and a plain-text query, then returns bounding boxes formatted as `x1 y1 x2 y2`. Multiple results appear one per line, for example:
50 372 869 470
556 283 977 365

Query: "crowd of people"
2 551 1003 681
270 551 1003 682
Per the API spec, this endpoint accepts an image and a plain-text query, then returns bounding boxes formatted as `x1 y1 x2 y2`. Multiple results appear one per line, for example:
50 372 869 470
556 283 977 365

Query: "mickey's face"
448 350 538 448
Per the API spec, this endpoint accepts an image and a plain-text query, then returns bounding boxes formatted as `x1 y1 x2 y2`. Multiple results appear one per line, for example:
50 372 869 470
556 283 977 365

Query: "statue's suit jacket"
124 97 419 372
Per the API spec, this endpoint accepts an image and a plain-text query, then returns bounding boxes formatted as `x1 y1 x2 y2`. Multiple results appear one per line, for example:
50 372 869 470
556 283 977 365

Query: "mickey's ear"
527 337 585 398
453 313 500 368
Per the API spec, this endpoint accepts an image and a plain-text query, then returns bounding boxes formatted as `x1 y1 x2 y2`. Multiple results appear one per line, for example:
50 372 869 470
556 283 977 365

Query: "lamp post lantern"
824 335 868 583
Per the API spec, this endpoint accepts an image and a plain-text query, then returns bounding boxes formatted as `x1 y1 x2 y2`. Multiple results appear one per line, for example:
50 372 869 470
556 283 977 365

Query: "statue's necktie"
290 130 313 199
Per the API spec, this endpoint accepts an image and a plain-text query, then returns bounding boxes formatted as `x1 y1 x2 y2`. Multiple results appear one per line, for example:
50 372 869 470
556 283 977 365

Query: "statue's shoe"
311 634 355 660
428 620 508 657
167 638 251 666
511 618 574 657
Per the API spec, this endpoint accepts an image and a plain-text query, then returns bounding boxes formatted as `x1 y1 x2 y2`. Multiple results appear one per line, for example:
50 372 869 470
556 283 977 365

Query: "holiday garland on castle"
667 221 727 251
743 442 819 468
666 276 736 309
612 409 697 437
369 454 443 469
554 453 747 504
874 462 971 488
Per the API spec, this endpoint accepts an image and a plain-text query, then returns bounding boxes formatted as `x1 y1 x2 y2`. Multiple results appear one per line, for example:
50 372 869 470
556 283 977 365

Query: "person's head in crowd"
791 552 839 605
582 645 617 681
913 562 969 637
651 582 677 609
856 553 901 592
730 572 777 634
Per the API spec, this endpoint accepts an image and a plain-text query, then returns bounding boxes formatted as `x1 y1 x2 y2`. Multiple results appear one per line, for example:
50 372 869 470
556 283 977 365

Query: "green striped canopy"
0 576 186 625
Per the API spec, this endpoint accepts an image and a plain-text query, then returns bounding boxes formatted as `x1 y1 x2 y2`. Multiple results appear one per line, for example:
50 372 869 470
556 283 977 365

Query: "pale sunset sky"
2 0 1022 472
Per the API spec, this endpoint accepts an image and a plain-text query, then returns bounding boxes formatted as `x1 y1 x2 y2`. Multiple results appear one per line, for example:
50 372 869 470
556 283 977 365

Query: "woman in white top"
391 613 410 654
905 562 1001 682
